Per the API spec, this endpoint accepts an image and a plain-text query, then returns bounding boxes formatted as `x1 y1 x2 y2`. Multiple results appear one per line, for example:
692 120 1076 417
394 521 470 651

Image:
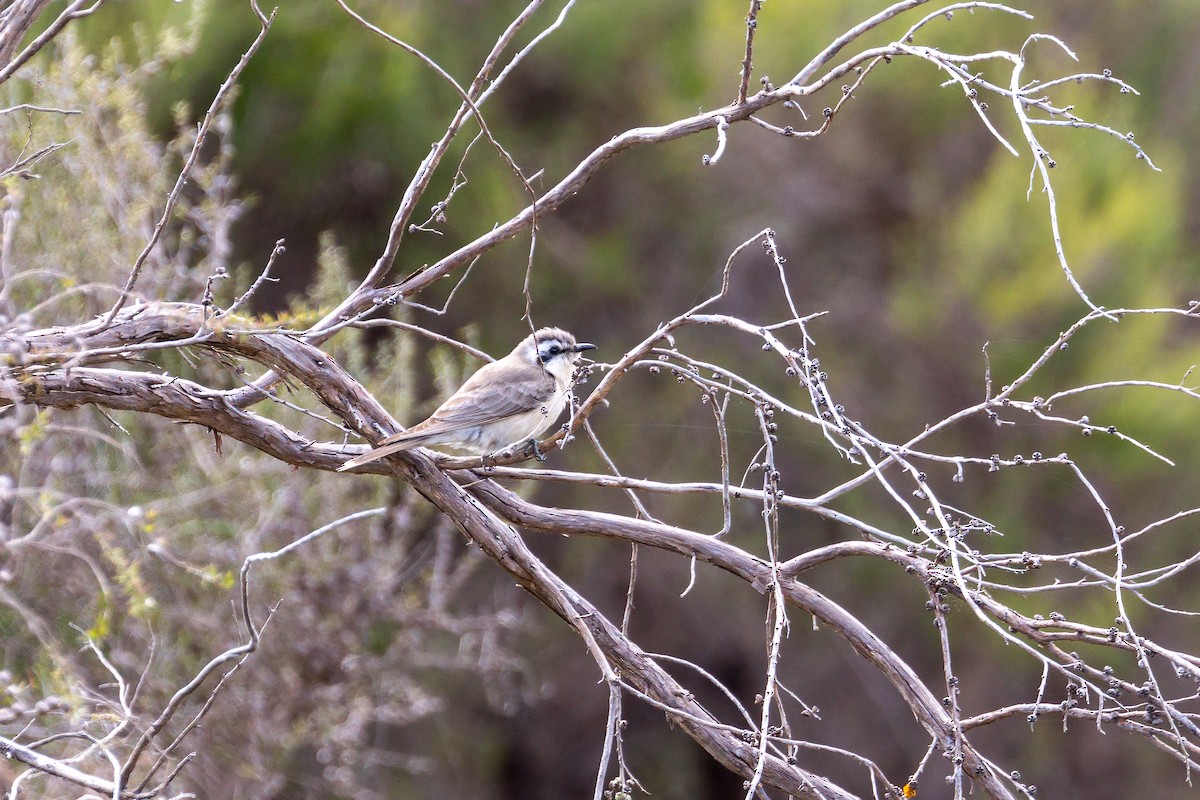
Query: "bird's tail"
336 432 432 472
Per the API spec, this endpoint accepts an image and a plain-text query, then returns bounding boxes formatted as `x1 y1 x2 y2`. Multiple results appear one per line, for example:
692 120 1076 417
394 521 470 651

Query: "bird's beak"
574 342 597 353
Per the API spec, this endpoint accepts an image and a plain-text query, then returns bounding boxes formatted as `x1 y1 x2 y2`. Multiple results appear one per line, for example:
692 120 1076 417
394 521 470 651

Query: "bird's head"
514 327 596 373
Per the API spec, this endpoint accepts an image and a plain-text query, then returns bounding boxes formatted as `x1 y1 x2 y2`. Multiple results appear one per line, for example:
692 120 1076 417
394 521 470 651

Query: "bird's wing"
337 362 557 472
376 365 556 445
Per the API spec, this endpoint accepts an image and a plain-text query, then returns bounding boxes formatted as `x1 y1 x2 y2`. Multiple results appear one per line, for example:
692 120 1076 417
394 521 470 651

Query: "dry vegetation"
1 2 1198 799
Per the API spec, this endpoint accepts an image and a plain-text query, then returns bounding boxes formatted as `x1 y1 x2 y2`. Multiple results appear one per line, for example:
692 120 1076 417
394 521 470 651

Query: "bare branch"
99 2 275 328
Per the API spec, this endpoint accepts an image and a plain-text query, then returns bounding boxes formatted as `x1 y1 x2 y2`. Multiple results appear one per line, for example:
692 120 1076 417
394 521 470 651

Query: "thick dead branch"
4 301 399 442
0 0 55 66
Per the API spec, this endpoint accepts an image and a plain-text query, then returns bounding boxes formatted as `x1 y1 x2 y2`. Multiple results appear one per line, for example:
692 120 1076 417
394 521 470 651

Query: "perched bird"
337 327 595 471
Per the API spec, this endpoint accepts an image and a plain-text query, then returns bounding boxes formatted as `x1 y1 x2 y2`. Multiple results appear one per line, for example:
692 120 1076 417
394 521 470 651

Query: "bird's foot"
525 438 547 462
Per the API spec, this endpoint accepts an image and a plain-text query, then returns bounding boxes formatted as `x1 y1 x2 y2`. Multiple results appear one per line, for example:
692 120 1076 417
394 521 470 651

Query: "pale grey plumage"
338 328 594 471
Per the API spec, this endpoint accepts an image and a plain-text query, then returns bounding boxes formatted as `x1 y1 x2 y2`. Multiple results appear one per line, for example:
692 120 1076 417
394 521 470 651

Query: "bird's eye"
548 345 561 356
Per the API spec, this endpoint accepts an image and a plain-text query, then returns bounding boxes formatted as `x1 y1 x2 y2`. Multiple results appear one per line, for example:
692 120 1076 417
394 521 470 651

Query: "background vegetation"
1 1 1197 798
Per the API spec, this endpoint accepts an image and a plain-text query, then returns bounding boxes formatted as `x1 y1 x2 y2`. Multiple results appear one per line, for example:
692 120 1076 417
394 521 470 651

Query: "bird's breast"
476 389 569 452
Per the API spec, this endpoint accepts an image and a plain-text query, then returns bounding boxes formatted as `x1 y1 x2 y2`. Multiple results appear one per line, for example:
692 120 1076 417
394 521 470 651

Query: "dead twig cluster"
1 2 1195 799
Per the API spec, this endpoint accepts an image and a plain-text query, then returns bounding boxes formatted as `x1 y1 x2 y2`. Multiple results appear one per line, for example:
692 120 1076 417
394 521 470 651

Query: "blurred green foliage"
6 0 1196 798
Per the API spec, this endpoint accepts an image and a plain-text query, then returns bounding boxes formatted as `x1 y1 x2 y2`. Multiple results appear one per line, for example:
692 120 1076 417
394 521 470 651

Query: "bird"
337 327 595 471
